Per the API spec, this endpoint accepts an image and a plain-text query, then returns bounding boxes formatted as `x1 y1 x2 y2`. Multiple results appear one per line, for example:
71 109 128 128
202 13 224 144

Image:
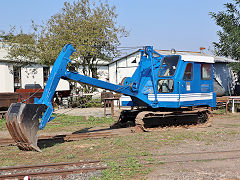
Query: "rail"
0 161 108 179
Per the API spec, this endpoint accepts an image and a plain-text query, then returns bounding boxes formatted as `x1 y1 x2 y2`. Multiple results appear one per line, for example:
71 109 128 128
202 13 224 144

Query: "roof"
110 48 238 64
108 49 140 65
156 49 237 63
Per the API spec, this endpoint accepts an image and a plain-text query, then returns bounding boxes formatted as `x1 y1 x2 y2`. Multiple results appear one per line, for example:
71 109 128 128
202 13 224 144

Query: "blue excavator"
6 44 216 152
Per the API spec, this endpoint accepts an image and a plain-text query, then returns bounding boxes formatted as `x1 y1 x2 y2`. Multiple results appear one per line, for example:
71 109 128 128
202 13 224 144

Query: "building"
0 42 238 97
0 42 109 93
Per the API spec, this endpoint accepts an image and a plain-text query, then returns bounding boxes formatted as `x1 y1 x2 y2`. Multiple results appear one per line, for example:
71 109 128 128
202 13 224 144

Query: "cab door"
180 63 194 106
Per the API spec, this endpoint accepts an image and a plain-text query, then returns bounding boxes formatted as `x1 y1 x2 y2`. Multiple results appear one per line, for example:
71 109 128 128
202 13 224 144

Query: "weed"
0 118 6 130
213 109 227 115
144 157 155 163
157 161 165 165
195 159 212 162
66 154 76 159
55 149 62 153
140 151 152 157
100 157 145 180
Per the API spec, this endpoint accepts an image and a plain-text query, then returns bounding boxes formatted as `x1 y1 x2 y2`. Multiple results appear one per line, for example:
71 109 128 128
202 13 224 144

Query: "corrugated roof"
155 49 238 63
109 48 238 64
108 50 140 65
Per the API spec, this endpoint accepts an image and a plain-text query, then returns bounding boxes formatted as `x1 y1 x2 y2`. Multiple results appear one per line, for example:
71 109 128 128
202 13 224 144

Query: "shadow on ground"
37 127 113 150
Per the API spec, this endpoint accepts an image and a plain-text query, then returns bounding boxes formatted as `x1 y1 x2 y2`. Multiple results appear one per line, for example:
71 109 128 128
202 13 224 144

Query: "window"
157 79 174 93
183 63 193 80
131 58 137 63
43 67 50 86
201 64 211 80
13 66 21 91
158 56 179 77
92 67 98 79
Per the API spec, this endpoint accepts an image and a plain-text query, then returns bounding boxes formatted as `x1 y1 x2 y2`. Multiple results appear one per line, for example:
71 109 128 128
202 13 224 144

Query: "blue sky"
0 0 233 54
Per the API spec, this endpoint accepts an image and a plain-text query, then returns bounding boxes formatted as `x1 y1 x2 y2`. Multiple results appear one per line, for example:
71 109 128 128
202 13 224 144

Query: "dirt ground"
1 107 240 179
57 109 240 179
146 113 240 180
54 106 124 117
49 109 240 179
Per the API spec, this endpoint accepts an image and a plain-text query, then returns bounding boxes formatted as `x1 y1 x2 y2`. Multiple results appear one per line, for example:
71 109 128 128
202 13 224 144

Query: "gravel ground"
1 162 106 180
1 107 240 179
147 114 240 180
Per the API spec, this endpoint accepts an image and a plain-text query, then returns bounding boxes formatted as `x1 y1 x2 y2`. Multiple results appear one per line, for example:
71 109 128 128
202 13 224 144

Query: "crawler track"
0 160 107 179
136 108 212 132
0 131 116 147
112 108 212 132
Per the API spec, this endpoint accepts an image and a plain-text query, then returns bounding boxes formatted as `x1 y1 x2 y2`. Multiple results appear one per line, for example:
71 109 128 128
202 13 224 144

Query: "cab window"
157 79 174 93
158 56 179 77
183 63 193 81
201 64 211 80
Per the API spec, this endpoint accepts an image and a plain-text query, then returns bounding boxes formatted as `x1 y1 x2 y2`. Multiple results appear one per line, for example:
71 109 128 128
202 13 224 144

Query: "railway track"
1 149 240 179
0 160 107 179
0 131 116 147
141 149 240 165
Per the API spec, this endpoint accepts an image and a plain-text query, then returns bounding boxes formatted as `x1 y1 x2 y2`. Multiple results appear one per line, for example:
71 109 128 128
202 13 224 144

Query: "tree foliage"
210 0 240 59
210 0 240 73
5 0 128 76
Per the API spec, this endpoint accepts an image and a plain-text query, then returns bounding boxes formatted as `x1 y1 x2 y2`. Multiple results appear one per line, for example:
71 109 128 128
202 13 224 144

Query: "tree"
5 0 128 91
210 0 240 73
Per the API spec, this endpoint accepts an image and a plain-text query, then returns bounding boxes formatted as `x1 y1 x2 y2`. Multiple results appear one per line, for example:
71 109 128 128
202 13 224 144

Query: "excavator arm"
6 44 136 152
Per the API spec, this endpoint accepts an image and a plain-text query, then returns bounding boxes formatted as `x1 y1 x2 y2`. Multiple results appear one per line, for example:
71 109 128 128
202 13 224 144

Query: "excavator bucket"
6 103 47 152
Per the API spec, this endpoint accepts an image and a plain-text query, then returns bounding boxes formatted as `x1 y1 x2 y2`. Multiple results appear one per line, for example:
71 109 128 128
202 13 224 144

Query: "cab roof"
181 55 214 63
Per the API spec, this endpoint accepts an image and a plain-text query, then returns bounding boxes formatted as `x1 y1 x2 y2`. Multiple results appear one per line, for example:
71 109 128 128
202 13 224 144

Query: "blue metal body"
36 44 216 130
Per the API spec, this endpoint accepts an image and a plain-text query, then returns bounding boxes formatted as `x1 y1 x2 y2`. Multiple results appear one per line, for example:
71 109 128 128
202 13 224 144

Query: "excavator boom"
5 44 137 151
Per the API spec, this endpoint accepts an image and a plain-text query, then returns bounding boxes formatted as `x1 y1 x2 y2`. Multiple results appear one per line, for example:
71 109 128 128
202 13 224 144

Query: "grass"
0 118 6 130
213 108 227 115
43 114 114 133
0 113 240 179
99 157 149 180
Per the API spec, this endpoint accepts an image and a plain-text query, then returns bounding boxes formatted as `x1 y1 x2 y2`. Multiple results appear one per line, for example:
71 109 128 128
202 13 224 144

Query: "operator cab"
120 46 216 109
152 53 216 108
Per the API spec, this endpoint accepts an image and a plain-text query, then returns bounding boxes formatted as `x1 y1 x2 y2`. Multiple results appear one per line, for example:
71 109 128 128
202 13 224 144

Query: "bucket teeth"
6 103 47 152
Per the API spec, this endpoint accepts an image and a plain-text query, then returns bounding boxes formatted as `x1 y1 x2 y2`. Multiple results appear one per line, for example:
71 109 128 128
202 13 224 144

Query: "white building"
0 43 109 93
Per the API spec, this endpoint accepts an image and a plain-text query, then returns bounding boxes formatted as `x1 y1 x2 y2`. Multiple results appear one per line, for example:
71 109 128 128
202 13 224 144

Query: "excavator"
6 44 216 152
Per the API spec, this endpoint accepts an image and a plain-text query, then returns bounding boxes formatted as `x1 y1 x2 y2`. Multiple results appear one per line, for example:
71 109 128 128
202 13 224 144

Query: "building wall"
97 65 109 81
48 66 70 91
21 65 44 89
0 62 14 92
109 62 117 84
108 52 140 84
0 62 109 93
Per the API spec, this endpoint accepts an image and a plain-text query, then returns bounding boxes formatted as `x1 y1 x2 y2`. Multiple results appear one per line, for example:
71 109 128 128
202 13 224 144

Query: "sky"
0 0 234 55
